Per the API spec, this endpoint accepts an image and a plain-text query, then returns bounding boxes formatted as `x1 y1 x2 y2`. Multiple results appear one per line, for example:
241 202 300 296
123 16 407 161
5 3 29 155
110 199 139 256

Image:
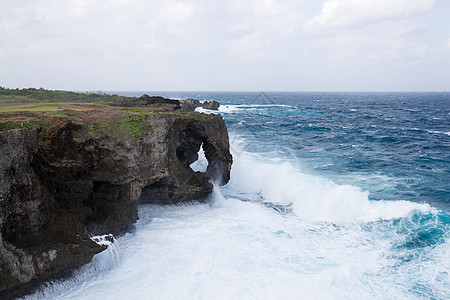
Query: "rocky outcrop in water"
180 98 201 111
179 99 220 111
0 112 232 298
202 100 220 110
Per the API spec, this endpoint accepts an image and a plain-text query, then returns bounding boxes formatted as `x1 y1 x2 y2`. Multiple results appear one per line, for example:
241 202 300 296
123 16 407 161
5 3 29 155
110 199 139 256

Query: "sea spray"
91 234 121 268
22 185 449 299
190 144 208 173
22 92 450 299
21 235 120 300
225 147 433 224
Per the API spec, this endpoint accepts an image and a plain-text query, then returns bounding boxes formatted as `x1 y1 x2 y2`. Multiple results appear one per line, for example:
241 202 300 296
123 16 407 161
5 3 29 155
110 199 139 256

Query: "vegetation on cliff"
0 87 128 103
0 88 211 141
0 88 232 298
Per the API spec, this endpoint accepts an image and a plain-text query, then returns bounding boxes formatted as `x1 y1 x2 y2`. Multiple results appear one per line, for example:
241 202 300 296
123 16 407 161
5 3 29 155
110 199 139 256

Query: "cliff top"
0 87 129 103
0 88 232 297
0 88 215 142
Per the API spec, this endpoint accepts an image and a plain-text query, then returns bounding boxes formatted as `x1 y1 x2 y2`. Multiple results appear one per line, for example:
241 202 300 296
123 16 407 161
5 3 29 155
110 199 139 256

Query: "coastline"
0 89 232 298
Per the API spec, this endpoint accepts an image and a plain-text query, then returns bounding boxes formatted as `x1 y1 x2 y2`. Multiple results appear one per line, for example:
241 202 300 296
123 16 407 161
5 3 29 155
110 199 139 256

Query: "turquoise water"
25 92 450 299
186 92 450 210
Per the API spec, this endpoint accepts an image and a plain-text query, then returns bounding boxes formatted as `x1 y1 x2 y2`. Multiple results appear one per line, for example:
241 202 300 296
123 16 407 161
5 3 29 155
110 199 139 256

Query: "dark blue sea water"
26 92 450 299
153 91 450 211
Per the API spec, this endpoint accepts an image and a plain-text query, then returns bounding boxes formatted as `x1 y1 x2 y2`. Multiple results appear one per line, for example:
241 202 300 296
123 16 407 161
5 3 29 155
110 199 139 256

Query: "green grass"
121 113 149 138
0 120 38 131
90 123 101 138
0 102 98 113
0 103 61 112
0 89 218 141
0 87 127 103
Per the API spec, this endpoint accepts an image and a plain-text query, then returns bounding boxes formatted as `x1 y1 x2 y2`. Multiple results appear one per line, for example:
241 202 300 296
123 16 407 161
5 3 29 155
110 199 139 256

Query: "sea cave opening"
189 143 208 173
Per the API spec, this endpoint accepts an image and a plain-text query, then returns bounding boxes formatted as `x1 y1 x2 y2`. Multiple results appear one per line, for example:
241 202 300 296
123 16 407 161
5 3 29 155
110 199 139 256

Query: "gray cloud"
0 0 449 91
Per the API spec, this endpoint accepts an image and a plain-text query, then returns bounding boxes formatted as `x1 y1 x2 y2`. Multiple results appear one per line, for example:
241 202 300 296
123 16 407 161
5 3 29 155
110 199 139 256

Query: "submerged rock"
0 111 232 297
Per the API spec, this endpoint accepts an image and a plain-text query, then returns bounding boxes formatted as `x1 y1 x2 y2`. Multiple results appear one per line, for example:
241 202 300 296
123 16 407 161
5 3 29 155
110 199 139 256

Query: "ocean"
24 92 450 299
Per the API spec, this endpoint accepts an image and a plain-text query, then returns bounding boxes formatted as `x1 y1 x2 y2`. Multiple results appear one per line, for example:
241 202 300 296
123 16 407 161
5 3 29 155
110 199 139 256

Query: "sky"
1 0 449 91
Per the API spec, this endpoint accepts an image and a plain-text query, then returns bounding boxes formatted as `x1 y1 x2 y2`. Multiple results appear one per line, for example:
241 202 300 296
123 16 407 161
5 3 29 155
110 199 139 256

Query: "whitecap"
226 145 432 224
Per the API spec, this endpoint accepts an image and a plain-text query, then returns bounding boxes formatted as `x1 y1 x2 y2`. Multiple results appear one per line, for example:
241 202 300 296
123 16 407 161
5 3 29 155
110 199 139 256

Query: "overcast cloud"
0 0 449 91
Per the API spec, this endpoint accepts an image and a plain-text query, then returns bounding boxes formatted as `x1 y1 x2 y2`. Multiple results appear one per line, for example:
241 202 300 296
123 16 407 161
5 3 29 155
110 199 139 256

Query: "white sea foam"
188 143 208 173
427 130 442 134
23 188 449 300
424 129 450 136
195 105 239 114
196 104 295 114
23 236 120 300
22 137 448 300
226 147 432 224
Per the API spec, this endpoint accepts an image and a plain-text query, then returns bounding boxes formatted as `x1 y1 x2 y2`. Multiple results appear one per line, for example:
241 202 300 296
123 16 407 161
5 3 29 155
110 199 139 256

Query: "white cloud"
252 0 290 17
228 33 269 60
305 0 435 32
159 2 195 22
0 0 448 91
226 0 304 60
300 0 436 64
153 2 199 34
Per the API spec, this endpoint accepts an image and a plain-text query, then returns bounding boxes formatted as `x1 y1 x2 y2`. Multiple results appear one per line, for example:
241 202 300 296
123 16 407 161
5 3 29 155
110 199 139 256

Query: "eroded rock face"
0 112 232 297
0 128 106 298
202 100 220 110
179 99 221 111
179 98 201 111
138 114 232 204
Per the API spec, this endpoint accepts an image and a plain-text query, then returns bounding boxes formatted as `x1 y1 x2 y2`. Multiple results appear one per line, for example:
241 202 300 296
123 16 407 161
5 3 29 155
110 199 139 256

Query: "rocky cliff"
180 99 220 111
0 109 232 298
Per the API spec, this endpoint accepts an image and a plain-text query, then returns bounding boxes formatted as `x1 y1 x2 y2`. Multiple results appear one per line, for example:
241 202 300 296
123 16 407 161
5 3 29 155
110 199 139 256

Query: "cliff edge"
0 100 232 297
